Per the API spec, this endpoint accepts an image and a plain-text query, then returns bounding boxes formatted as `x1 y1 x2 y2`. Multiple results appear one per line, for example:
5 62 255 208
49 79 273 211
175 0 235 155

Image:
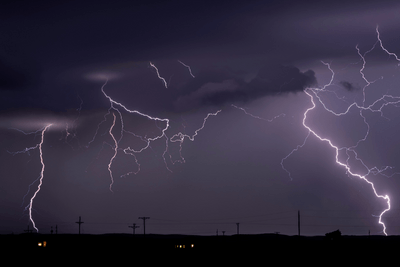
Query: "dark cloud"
248 64 317 95
0 58 34 91
174 64 317 111
2 0 400 236
339 81 358 91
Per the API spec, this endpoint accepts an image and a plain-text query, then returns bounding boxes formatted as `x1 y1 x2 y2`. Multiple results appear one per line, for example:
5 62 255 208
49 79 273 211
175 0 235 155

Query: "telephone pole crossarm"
75 216 84 235
128 223 140 235
138 217 150 235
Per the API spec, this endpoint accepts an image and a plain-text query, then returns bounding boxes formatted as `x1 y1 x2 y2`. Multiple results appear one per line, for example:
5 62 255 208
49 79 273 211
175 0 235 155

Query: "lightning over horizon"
9 27 400 233
8 124 52 232
4 0 400 237
28 124 51 232
280 26 400 235
107 113 118 192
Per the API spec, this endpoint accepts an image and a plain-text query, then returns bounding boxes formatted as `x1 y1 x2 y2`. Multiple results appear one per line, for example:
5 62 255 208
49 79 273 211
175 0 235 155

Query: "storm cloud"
2 0 400 237
340 81 359 91
174 64 317 111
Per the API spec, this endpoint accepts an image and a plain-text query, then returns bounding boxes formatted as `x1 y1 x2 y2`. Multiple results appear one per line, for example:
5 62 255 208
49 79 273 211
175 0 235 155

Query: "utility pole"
24 225 33 234
138 217 150 235
236 223 240 235
75 216 84 235
298 210 300 236
128 223 140 235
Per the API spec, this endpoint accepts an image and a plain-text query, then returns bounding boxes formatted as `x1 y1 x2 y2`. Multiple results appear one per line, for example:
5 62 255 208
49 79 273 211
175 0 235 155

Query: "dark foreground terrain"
2 233 399 249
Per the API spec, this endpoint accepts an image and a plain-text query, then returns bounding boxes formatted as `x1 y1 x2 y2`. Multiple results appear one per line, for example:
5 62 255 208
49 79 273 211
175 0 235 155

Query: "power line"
138 217 150 236
128 223 139 235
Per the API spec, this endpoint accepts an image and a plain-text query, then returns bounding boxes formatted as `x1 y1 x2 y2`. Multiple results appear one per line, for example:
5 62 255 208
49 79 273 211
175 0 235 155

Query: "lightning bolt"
8 124 52 232
303 88 391 235
281 26 400 235
28 124 51 232
149 61 168 88
231 104 286 122
178 60 195 78
376 25 400 64
8 25 397 235
89 77 220 189
9 124 52 232
107 113 118 192
280 131 310 181
100 78 171 174
169 110 221 163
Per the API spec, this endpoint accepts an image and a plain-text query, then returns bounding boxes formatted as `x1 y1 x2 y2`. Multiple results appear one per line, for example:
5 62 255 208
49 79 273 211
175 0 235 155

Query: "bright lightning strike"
10 124 52 232
376 25 400 64
10 25 397 236
28 124 51 232
303 88 391 235
89 77 220 188
100 78 172 175
107 113 118 192
281 26 400 235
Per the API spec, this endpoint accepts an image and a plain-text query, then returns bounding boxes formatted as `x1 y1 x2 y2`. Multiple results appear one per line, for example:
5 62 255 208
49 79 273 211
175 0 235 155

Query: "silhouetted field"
2 233 399 249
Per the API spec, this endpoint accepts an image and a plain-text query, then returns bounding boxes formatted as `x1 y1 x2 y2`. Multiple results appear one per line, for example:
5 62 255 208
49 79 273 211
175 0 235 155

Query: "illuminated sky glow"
2 1 400 235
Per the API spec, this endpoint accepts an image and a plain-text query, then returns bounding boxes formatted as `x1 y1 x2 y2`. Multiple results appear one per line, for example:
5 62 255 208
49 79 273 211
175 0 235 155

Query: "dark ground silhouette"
2 232 399 249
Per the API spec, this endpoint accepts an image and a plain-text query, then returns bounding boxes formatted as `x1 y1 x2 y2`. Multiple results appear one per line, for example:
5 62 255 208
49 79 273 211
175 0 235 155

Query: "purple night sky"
1 0 400 236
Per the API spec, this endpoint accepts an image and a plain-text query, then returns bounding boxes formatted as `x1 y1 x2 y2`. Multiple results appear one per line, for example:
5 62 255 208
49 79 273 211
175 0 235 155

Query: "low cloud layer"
174 64 317 111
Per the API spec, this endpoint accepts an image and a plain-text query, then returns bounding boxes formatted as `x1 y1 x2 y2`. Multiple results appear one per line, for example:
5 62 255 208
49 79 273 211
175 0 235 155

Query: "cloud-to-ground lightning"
28 124 51 232
281 26 400 235
302 88 391 235
107 113 118 192
149 61 168 88
9 124 52 232
9 23 399 236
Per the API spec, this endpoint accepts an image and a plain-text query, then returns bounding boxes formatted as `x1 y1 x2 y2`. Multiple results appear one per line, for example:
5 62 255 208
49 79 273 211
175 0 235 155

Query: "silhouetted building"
324 229 341 241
